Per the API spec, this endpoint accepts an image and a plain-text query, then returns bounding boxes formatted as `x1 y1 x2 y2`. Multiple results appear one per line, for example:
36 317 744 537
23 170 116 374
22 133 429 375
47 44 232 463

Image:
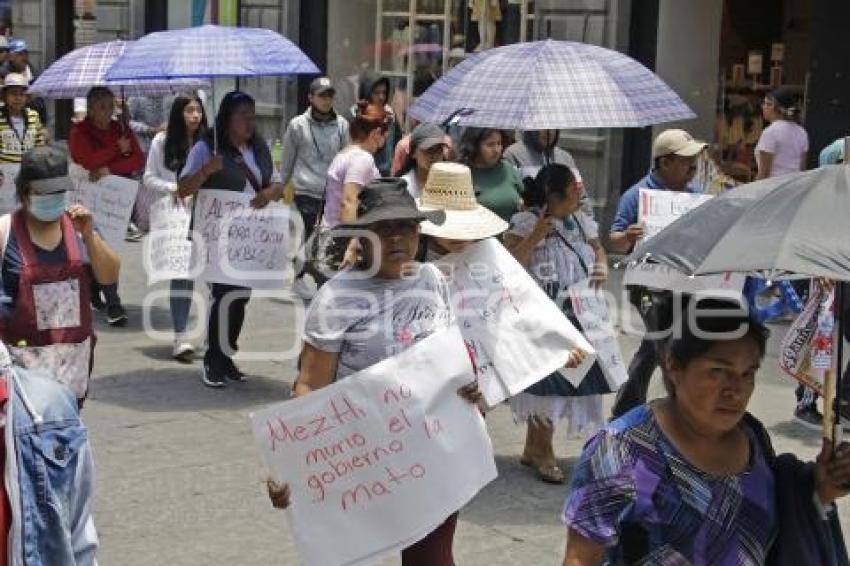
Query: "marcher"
69 86 144 327
609 129 706 419
398 123 448 199
0 39 47 126
142 94 208 361
0 73 45 163
280 77 349 298
177 90 281 388
352 71 402 176
0 341 99 564
268 179 489 565
0 146 120 401
504 164 609 483
756 86 808 180
458 127 524 222
562 300 850 565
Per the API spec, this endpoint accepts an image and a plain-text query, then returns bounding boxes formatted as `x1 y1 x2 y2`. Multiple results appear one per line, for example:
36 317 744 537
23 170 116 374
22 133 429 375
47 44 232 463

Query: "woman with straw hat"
504 163 613 484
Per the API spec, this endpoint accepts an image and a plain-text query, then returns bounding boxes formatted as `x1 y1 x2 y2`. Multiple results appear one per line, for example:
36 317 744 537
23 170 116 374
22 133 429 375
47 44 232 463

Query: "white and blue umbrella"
409 39 695 130
28 40 208 99
104 24 320 80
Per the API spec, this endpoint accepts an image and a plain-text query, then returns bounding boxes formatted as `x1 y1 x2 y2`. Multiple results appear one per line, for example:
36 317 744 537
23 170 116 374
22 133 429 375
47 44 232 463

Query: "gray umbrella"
628 165 850 281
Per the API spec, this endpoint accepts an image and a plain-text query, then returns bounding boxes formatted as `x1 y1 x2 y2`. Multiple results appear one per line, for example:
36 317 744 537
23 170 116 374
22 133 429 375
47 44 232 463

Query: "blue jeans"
170 279 194 335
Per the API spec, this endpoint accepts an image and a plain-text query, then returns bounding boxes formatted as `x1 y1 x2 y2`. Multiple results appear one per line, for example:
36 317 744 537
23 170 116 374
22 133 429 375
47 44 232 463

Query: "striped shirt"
0 108 45 163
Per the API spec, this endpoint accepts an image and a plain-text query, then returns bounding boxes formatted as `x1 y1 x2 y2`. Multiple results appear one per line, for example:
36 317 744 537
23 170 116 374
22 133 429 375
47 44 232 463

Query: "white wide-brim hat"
418 162 509 240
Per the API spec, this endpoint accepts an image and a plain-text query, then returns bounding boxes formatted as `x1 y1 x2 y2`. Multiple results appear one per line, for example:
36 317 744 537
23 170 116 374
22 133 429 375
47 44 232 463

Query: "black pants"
91 280 122 308
612 289 678 419
205 283 251 368
294 194 323 279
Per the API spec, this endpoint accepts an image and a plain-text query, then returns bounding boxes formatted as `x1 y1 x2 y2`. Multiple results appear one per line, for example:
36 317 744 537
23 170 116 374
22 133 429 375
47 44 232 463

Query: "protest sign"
779 283 833 395
625 188 745 293
194 189 290 289
72 175 139 254
250 326 496 566
0 164 19 216
568 279 628 390
437 239 595 407
144 196 195 283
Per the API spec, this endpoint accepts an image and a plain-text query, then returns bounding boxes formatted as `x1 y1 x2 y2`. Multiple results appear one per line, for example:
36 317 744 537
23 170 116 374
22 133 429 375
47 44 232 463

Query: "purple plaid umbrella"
28 40 208 99
104 25 319 80
409 39 695 130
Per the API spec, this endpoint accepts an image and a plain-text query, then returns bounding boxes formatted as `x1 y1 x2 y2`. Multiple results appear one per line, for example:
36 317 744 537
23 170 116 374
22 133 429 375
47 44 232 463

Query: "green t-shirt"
471 159 524 221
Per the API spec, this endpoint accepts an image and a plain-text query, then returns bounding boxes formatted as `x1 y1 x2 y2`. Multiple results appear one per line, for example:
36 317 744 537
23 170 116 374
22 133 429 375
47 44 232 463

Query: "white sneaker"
173 338 195 361
292 274 317 301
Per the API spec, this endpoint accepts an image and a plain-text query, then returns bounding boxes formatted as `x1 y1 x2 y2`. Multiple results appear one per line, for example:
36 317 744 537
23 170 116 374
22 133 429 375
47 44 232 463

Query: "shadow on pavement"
460 454 577 530
769 420 822 448
89 368 292 413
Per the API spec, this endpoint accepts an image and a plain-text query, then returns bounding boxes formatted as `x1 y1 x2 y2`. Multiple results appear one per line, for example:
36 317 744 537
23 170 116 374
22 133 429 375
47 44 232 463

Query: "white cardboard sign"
0 164 19 216
438 238 595 406
250 326 497 566
144 195 194 283
193 189 290 289
71 174 139 255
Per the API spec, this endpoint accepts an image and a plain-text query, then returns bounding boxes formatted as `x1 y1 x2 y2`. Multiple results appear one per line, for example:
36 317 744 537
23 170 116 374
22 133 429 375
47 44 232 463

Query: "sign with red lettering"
194 189 291 289
437 239 596 407
249 326 497 566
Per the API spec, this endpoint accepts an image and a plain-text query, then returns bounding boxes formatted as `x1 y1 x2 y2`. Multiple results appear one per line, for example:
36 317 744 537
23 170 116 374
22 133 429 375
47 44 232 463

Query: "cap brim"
311 88 335 96
417 204 509 240
415 138 447 152
29 176 71 195
672 141 708 157
333 208 445 232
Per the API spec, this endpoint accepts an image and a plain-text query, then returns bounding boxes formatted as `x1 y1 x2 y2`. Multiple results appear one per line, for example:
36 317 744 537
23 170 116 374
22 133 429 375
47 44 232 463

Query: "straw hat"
418 162 508 240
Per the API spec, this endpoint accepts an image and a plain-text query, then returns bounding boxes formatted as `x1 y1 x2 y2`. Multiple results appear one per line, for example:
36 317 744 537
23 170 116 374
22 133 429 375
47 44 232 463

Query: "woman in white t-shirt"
755 86 809 180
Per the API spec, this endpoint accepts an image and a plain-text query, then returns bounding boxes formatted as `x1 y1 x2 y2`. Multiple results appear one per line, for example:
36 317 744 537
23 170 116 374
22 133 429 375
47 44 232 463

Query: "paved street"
85 237 847 566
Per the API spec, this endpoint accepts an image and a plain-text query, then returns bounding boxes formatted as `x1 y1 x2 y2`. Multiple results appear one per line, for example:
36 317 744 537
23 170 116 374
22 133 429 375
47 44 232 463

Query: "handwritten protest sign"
144 196 195 283
71 175 139 254
0 164 19 216
568 280 628 390
194 189 290 289
250 326 496 566
438 239 595 407
626 188 745 293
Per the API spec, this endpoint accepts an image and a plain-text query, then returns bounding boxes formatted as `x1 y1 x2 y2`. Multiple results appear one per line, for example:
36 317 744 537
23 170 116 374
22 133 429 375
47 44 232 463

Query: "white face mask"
28 192 68 222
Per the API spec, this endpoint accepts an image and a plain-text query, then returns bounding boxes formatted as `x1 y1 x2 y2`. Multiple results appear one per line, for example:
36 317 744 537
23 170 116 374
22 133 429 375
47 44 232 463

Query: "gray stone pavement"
83 240 848 565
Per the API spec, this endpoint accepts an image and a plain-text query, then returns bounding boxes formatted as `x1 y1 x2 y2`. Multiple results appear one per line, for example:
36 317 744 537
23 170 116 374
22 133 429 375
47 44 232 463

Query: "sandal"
519 457 565 484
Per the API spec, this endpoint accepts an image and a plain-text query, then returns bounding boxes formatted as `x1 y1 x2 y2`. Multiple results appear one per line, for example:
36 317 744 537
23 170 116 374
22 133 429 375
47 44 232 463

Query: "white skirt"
509 393 605 439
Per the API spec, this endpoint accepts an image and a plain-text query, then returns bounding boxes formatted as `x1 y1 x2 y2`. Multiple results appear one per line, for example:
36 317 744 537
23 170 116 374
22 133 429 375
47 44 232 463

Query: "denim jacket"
7 365 98 566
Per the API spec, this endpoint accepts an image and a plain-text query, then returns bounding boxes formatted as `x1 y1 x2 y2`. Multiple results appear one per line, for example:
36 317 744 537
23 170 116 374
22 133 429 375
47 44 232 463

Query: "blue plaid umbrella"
28 40 208 99
410 40 695 130
104 25 319 80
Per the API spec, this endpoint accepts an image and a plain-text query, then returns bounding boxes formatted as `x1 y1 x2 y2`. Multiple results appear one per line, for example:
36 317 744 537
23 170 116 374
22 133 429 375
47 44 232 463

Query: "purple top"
563 405 777 565
322 146 379 227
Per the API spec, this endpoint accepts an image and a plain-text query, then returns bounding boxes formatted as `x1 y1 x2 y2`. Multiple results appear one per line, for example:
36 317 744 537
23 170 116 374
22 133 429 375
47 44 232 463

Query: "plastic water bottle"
271 138 283 171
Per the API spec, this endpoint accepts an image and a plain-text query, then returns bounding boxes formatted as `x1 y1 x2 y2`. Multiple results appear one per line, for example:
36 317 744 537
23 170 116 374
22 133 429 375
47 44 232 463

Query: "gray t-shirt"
303 262 453 380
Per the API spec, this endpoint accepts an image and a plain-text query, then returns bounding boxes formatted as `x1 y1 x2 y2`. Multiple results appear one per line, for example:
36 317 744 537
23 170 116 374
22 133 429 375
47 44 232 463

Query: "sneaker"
125 223 143 242
222 357 246 382
794 404 824 430
172 339 195 362
91 293 106 312
106 304 128 327
201 359 226 388
292 274 317 301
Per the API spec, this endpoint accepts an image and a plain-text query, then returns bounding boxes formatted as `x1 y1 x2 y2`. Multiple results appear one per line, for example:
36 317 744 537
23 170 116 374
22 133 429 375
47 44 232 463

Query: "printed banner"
438 239 595 407
627 188 744 294
193 189 290 289
568 279 628 390
72 174 139 255
144 195 194 283
250 326 497 566
0 164 18 216
780 283 833 395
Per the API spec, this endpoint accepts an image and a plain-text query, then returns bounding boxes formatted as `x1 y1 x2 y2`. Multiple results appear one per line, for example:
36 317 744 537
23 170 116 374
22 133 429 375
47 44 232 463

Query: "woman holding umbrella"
177 90 281 388
458 127 524 222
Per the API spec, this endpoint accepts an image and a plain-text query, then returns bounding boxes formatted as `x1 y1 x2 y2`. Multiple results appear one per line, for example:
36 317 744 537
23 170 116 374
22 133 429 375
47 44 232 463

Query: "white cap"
651 129 707 160
0 73 28 90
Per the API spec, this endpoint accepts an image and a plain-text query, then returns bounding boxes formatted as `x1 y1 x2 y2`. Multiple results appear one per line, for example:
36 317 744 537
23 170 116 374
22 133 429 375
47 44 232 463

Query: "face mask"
28 192 67 222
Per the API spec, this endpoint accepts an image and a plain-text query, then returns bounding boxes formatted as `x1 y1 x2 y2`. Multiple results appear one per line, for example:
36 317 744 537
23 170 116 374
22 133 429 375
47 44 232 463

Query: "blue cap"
8 39 27 53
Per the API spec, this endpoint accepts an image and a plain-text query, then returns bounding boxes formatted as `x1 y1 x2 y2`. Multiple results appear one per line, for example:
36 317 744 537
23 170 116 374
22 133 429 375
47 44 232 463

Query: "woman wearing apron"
0 146 120 401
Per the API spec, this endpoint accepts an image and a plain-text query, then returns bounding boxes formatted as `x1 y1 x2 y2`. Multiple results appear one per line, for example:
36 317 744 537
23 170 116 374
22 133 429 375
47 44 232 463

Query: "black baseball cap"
337 178 445 229
309 77 335 96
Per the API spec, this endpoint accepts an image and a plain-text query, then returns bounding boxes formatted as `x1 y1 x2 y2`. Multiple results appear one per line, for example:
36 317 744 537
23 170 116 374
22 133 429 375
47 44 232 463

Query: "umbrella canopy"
104 24 319 80
28 40 208 99
628 165 850 281
409 39 695 130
